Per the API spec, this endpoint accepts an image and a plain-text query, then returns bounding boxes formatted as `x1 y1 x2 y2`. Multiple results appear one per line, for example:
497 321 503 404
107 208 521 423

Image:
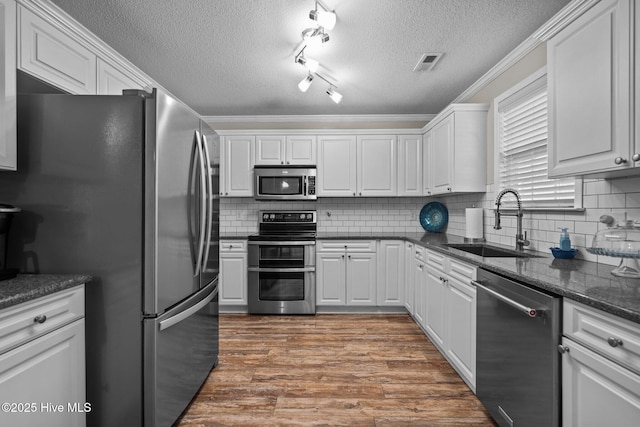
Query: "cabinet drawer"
0 285 85 355
448 257 477 283
414 245 426 263
425 248 446 270
317 240 376 252
564 299 640 375
220 240 247 252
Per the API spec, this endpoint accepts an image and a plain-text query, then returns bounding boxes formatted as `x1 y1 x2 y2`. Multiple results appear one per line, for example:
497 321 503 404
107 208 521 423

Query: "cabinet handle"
614 157 628 165
34 315 47 324
633 153 640 162
607 336 623 347
557 344 570 354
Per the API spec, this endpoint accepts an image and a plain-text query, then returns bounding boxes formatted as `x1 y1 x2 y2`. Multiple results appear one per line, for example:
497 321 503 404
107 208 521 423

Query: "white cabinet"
376 240 404 306
423 249 477 389
0 285 86 427
0 0 16 171
547 0 637 178
398 135 423 196
220 136 254 197
424 104 487 195
255 135 316 165
356 135 397 196
219 240 248 309
316 240 377 306
18 6 97 94
97 58 145 95
403 241 415 313
423 132 432 196
561 300 640 426
317 135 397 197
412 246 427 327
317 135 357 196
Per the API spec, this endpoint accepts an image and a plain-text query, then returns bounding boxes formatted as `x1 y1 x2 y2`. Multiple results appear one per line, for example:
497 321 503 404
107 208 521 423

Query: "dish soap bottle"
559 227 571 250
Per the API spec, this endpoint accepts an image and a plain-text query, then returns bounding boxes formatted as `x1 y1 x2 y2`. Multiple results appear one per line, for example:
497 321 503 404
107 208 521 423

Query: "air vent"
413 53 443 72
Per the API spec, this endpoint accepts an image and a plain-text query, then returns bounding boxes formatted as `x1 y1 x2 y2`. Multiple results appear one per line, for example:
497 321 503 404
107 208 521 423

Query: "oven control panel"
259 211 316 223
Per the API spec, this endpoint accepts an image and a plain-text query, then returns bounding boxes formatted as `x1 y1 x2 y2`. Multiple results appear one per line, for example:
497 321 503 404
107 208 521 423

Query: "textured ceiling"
48 0 571 117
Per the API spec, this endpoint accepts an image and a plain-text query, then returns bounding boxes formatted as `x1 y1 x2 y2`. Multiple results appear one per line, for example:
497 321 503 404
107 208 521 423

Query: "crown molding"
203 114 434 124
452 0 595 103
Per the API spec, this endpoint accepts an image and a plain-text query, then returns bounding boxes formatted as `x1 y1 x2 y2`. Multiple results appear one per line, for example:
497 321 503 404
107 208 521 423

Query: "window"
495 68 580 209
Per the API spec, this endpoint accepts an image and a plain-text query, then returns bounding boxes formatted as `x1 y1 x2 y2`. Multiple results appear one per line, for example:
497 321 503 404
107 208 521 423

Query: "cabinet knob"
359 192 362 196
633 153 640 162
607 336 623 347
281 161 284 164
286 161 290 164
34 315 47 324
353 192 356 196
557 344 570 354
447 187 451 191
614 157 628 165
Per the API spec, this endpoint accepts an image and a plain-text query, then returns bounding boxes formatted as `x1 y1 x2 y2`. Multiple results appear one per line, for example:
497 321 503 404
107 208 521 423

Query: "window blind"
497 76 576 209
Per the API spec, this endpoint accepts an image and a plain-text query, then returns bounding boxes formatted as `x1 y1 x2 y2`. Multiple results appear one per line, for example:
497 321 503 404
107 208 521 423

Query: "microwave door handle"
193 130 206 277
200 133 213 275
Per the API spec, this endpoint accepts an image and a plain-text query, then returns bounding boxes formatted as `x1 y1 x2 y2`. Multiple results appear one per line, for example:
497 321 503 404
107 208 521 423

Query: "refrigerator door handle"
200 133 213 279
159 285 218 331
193 130 207 277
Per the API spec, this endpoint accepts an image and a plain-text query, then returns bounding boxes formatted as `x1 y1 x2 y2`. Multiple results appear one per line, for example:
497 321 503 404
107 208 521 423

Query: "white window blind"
496 71 577 209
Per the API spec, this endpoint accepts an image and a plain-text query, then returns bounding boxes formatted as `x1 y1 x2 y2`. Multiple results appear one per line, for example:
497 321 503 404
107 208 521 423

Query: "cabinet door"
19 7 97 94
430 115 453 194
398 135 423 196
222 136 254 196
562 338 640 427
424 265 446 348
404 242 415 312
547 0 632 177
346 252 377 305
0 320 86 427
317 135 357 196
97 59 145 95
316 252 346 305
422 132 432 196
286 135 316 165
357 135 397 196
255 135 285 165
446 276 476 389
0 0 16 171
413 261 426 326
219 253 247 305
377 240 404 306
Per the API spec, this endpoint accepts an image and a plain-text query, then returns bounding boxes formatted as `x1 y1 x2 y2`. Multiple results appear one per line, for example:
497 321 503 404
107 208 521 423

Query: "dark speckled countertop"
0 274 92 310
315 232 640 324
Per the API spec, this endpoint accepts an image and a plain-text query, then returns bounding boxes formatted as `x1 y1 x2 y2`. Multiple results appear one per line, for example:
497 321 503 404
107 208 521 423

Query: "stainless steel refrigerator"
0 82 220 427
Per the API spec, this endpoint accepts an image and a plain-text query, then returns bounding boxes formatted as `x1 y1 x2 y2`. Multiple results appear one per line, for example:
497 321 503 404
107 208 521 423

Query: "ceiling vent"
413 53 443 72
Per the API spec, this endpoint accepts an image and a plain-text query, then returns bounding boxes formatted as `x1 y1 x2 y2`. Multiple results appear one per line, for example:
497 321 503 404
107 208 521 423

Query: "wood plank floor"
175 313 497 426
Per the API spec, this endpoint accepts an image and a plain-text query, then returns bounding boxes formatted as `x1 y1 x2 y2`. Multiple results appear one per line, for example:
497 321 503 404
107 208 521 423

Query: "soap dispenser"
559 227 571 250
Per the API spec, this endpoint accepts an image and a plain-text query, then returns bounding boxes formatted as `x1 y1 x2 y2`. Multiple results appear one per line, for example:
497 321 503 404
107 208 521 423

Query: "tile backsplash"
220 175 640 266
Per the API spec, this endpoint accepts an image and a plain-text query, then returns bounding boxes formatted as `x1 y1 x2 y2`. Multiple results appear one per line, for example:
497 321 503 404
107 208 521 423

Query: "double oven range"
248 211 316 314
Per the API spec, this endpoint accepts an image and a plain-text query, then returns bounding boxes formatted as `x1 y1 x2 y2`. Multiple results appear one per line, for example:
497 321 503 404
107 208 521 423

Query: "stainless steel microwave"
254 166 317 201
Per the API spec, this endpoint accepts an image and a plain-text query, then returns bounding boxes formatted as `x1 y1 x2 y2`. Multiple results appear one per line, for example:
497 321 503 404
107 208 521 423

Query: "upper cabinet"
19 6 97 94
254 135 316 165
97 59 145 95
423 131 433 196
356 135 397 196
317 135 357 196
0 0 16 171
220 135 254 197
424 104 488 195
547 0 639 178
398 135 423 196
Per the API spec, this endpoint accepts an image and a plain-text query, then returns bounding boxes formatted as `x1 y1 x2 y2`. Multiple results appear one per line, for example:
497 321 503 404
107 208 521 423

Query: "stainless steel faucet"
494 188 530 251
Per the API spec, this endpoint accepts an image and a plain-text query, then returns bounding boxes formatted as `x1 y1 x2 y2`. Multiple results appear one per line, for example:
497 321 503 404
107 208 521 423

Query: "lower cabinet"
403 241 415 314
316 240 377 306
0 285 86 427
561 300 640 426
423 249 477 390
219 239 248 309
377 240 405 306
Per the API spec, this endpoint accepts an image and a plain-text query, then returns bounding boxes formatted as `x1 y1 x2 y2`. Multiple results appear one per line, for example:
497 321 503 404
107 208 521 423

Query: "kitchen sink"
445 243 537 258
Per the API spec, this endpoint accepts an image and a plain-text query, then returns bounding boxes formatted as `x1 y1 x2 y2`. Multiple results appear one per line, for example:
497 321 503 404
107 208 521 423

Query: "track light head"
309 8 336 30
298 74 313 92
326 86 343 104
302 27 330 47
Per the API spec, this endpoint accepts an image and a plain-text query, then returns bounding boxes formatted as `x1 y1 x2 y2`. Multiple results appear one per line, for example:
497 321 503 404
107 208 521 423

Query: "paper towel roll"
465 208 484 240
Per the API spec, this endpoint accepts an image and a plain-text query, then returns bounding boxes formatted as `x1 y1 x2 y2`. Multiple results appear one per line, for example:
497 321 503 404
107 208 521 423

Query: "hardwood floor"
175 314 497 426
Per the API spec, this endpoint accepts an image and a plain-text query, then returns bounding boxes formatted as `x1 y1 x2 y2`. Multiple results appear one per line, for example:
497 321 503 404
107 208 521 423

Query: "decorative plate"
419 202 449 233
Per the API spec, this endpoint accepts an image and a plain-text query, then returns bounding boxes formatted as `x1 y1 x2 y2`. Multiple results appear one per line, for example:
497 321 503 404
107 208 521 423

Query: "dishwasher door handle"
472 280 539 318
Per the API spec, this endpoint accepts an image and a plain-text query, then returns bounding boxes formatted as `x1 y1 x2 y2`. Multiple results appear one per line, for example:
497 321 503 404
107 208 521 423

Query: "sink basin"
446 244 536 258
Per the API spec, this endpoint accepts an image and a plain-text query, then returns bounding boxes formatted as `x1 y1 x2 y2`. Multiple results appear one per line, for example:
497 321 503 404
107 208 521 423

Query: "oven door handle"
472 281 540 318
248 241 316 246
248 267 316 273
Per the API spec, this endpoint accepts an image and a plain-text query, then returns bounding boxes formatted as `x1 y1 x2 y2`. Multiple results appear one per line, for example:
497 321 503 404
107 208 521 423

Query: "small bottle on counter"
559 227 571 250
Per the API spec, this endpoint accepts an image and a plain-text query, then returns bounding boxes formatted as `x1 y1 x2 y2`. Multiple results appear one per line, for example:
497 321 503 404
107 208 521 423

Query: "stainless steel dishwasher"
473 268 561 427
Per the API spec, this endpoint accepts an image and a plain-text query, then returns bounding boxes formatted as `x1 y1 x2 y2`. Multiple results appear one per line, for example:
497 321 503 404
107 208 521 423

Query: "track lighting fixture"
326 86 343 104
295 48 319 73
302 27 330 46
298 74 313 92
309 1 337 31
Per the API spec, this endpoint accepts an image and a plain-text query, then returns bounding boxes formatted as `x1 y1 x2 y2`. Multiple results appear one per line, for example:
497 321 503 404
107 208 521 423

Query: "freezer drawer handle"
159 286 218 331
472 280 540 318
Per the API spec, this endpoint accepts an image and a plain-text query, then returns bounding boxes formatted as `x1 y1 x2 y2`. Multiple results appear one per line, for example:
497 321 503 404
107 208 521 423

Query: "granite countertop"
0 274 92 310
317 232 640 324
